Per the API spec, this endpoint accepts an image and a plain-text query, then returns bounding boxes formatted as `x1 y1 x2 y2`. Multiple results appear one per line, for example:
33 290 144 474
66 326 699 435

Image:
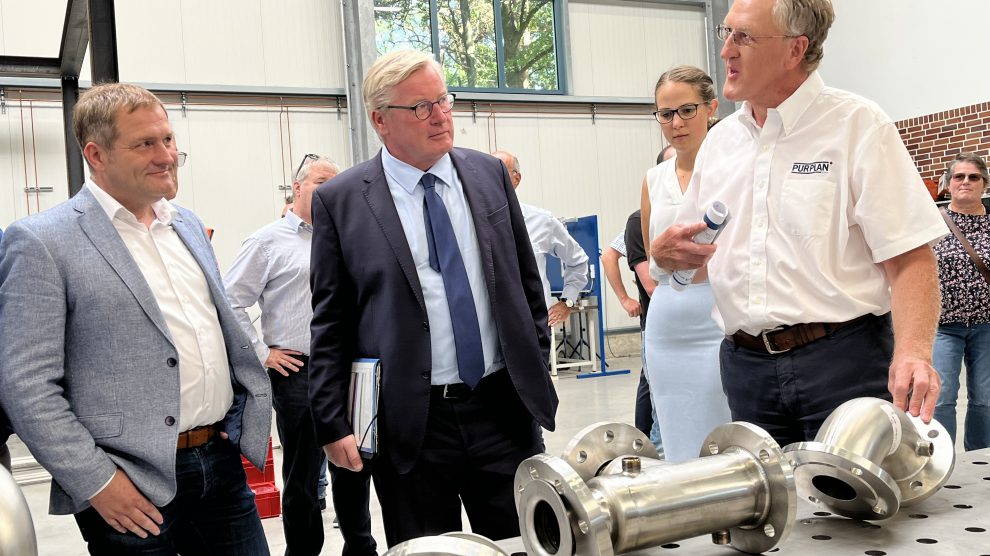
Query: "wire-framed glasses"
715 24 799 47
386 93 456 120
294 153 319 181
177 152 188 167
652 103 702 124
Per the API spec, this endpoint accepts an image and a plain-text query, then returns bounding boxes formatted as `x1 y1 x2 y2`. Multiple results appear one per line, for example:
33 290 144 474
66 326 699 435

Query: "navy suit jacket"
309 147 558 473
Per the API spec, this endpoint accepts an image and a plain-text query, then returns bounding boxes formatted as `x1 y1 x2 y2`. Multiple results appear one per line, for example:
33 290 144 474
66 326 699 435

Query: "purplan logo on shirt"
791 161 833 175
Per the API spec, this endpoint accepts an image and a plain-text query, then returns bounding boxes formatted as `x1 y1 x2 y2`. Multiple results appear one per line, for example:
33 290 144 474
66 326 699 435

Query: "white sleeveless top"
646 158 684 281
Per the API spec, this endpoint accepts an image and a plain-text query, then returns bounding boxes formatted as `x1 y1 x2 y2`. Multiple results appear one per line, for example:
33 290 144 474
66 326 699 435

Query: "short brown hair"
654 65 717 105
73 82 165 153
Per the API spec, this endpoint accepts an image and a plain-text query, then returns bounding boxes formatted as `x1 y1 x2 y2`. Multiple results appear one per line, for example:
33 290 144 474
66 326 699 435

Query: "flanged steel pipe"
384 532 508 556
784 397 955 520
514 421 796 555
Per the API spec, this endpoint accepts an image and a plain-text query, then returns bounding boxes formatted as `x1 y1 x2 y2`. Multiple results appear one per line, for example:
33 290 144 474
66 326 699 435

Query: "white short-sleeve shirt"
675 72 947 335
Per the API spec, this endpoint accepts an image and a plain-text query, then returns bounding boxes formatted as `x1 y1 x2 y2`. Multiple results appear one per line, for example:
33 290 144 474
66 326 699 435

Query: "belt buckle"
760 326 791 354
442 384 456 399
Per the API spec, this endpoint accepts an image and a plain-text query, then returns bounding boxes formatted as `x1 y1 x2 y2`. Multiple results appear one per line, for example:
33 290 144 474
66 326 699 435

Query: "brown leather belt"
728 314 874 355
176 423 220 450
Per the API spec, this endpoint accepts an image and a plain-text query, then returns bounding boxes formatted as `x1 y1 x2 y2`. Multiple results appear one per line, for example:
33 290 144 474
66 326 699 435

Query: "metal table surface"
504 448 990 556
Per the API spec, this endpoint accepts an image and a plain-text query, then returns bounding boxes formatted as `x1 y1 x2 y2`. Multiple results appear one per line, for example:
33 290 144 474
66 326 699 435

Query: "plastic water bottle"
670 201 729 291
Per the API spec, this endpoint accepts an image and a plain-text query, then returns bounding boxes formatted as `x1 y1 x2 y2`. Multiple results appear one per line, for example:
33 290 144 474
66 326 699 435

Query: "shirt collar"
85 178 177 226
381 146 455 193
283 209 312 233
739 71 824 136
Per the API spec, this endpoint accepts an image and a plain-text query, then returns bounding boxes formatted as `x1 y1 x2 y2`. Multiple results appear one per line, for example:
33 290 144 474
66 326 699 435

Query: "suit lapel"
450 149 497 297
362 153 428 316
73 189 174 345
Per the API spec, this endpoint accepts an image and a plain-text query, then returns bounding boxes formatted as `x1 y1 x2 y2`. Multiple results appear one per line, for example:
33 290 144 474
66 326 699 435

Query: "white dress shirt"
381 147 504 385
521 203 590 308
86 181 233 431
646 159 682 281
674 72 947 335
224 210 313 364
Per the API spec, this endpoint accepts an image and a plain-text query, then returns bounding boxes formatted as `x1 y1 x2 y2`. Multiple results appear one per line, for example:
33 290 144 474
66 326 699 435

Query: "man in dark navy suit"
308 50 558 546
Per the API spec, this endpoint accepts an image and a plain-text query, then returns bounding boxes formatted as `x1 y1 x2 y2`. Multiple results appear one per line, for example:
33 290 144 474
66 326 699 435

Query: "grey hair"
491 150 520 174
363 50 443 128
946 152 990 192
772 0 835 72
296 156 341 183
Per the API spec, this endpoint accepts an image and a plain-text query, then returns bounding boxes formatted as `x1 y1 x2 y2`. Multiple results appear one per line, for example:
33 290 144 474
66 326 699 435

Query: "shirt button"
762 145 769 152
753 297 763 305
166 357 178 367
422 321 430 331
165 416 176 426
420 371 430 380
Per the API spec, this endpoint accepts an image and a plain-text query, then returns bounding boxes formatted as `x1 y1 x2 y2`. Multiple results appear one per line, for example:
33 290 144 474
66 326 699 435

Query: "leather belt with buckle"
729 314 873 355
176 423 221 450
432 383 472 400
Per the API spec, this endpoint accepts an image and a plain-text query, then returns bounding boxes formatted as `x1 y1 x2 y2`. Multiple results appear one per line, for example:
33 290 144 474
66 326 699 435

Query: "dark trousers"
719 313 893 447
271 359 376 556
634 369 654 437
74 439 269 555
372 370 543 547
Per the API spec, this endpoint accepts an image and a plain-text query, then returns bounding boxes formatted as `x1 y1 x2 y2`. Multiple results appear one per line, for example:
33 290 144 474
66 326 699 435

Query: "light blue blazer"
0 188 271 515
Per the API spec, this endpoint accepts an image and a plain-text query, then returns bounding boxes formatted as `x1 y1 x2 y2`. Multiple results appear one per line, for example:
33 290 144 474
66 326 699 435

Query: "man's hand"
548 301 572 327
265 347 304 377
89 470 163 538
619 297 641 318
325 435 364 472
651 222 716 271
889 354 941 423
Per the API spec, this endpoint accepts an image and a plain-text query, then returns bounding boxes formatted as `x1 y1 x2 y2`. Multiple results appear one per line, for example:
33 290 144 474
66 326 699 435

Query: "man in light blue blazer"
0 83 272 554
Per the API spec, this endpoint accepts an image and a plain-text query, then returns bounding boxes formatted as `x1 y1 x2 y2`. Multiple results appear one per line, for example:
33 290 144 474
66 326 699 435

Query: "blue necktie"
421 173 486 389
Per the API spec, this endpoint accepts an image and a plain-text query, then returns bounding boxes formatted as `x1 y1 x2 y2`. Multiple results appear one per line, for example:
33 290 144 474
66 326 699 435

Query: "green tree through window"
374 0 561 92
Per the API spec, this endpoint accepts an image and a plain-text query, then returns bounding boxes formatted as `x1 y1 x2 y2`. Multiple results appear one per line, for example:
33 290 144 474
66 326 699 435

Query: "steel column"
340 0 382 163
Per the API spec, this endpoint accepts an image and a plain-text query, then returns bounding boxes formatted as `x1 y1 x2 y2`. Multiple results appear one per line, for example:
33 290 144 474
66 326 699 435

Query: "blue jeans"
74 439 269 555
933 322 990 451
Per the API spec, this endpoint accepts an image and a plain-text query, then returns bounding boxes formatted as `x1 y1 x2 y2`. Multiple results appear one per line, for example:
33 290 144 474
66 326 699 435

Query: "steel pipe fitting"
784 397 955 520
0 465 38 556
384 532 508 556
514 422 796 555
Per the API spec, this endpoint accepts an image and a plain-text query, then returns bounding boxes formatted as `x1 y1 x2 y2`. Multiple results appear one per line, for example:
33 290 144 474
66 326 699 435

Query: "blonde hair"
654 65 717 104
73 82 165 154
362 50 443 126
773 0 835 72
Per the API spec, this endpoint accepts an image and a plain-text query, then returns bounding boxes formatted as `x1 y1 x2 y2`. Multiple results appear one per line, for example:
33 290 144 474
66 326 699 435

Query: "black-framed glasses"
715 24 799 47
951 172 984 183
294 153 319 181
177 152 188 167
652 103 702 124
386 93 455 120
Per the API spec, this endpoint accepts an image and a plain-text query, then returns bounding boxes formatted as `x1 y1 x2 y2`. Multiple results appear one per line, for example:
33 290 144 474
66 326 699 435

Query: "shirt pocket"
778 179 836 237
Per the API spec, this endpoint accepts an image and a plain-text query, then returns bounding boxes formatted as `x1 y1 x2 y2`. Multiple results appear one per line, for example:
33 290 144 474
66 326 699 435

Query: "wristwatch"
562 298 575 308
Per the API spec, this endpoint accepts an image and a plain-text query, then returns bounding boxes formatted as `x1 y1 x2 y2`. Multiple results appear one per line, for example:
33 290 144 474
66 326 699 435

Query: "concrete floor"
14 354 970 555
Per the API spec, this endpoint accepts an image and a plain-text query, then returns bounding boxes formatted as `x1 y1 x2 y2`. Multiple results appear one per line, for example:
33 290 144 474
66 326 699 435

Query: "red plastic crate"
252 483 281 519
242 438 276 485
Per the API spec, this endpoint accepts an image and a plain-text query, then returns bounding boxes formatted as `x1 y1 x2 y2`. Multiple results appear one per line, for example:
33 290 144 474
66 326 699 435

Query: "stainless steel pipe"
514 422 796 555
384 532 508 556
785 397 955 520
0 464 38 556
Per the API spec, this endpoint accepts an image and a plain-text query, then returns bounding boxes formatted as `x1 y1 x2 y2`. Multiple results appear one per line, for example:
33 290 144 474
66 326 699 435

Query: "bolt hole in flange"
576 451 587 464
966 527 987 533
971 460 988 465
864 551 887 555
943 484 962 489
909 480 923 491
908 514 928 519
811 475 857 501
812 511 832 517
916 538 938 544
533 500 562 554
811 535 831 541
660 544 680 549
603 430 615 443
954 504 973 509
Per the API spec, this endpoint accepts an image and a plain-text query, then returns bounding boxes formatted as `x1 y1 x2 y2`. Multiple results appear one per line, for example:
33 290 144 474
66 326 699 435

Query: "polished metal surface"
785 398 955 521
560 422 659 482
384 532 508 556
0 465 38 556
515 421 795 555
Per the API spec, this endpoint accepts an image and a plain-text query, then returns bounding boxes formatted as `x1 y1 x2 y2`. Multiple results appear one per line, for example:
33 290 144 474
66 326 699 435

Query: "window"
374 0 563 93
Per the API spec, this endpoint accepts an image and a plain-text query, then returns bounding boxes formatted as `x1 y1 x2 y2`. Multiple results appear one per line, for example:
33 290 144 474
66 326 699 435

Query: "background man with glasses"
653 0 948 445
307 50 558 545
0 82 272 553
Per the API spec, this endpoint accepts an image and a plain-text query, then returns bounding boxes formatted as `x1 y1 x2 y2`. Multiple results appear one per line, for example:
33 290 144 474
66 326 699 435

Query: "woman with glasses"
640 65 731 462
933 152 990 450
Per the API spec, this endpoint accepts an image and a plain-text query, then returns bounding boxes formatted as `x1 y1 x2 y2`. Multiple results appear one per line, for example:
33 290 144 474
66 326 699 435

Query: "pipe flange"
384 533 508 556
439 532 507 553
894 414 955 506
785 441 901 520
560 422 659 482
700 422 796 554
515 453 613 556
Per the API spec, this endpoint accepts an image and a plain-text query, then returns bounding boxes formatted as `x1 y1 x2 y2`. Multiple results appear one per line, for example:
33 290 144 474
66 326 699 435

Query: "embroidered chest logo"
791 161 833 175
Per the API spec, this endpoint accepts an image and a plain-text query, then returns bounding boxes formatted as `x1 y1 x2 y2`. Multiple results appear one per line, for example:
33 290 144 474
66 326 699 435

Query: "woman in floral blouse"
933 152 990 450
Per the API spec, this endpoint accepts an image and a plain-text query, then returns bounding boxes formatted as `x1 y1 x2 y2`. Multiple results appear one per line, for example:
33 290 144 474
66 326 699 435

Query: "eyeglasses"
716 24 799 47
652 103 703 124
177 152 188 167
951 172 985 183
386 93 455 120
294 153 319 181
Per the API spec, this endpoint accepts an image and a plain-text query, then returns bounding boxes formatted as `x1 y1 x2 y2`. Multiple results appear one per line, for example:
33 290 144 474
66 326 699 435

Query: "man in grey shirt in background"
225 155 377 556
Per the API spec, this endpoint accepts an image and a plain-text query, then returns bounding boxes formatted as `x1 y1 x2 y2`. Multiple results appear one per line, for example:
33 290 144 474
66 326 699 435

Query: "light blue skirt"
644 282 731 462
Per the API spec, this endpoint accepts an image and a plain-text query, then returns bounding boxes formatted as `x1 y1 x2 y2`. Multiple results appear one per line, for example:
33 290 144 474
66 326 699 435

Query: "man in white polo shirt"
653 0 947 445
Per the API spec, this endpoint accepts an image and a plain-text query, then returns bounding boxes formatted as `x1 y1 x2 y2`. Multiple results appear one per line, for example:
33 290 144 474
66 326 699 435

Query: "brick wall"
896 101 990 182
